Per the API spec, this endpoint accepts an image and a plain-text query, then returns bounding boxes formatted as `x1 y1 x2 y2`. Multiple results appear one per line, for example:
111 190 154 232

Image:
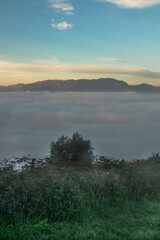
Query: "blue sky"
0 0 160 85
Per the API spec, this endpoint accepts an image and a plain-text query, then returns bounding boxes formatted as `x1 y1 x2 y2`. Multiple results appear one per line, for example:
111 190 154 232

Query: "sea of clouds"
0 91 160 161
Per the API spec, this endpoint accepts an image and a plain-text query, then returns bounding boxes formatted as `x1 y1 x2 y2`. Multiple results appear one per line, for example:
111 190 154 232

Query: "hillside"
1 153 160 240
0 78 160 93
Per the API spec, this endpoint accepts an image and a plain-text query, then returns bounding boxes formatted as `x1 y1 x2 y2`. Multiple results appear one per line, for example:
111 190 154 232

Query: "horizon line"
1 77 160 88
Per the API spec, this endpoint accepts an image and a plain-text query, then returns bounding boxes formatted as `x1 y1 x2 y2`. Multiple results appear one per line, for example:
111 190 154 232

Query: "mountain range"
0 78 159 93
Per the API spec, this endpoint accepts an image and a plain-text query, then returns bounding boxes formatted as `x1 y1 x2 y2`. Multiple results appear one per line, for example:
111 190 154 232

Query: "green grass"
1 199 160 240
0 155 160 240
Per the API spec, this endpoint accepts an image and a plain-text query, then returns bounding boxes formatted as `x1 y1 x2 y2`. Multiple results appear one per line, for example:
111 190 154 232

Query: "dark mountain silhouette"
131 83 159 93
0 78 159 93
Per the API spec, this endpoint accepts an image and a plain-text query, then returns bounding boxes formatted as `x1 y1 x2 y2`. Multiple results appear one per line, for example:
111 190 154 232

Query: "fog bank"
0 91 160 161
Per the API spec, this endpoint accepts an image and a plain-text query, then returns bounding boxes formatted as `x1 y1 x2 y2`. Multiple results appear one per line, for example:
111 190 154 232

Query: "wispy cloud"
100 57 130 63
65 11 74 15
0 59 160 79
66 65 160 79
98 0 160 9
51 19 73 29
49 0 74 14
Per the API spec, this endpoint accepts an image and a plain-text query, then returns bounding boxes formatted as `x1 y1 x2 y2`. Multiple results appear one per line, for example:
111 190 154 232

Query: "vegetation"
50 132 94 166
0 134 160 239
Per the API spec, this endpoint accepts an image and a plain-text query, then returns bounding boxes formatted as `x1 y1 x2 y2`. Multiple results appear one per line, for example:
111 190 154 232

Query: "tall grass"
0 155 160 239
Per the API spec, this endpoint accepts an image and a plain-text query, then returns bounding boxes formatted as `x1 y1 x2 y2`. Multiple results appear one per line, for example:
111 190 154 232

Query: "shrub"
96 156 126 170
50 132 94 165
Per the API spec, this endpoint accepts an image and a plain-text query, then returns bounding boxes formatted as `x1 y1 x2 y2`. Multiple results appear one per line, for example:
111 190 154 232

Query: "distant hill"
0 78 159 93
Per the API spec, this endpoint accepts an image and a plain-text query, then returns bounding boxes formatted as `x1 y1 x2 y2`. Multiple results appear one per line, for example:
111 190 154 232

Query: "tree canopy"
50 132 94 165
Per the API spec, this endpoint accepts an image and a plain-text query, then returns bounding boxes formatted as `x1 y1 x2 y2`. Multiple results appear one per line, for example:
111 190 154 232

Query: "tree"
50 132 94 165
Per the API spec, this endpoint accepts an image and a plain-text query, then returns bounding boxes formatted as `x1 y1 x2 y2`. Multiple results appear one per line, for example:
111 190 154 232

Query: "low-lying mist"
0 91 160 161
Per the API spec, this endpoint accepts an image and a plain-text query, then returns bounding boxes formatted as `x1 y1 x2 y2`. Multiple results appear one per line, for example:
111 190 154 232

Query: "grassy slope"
1 199 160 240
0 156 160 240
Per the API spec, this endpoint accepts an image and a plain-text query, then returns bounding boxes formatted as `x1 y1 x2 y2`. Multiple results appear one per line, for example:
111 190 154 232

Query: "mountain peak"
0 78 159 93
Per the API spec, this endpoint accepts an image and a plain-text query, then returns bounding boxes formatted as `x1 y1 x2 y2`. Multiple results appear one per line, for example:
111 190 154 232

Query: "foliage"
50 132 94 165
96 155 126 170
0 143 160 239
0 154 160 222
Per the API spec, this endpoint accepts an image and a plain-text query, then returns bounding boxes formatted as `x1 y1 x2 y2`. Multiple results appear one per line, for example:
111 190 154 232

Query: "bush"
96 156 126 170
50 132 94 165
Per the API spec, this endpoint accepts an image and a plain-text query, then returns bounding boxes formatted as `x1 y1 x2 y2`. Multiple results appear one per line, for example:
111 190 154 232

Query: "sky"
0 0 160 86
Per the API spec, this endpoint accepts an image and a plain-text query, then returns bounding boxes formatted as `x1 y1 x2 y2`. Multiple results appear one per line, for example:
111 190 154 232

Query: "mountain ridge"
0 78 159 93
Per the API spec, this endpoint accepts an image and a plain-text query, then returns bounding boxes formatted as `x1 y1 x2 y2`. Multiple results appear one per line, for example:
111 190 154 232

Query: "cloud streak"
100 57 130 63
0 59 160 80
98 0 160 8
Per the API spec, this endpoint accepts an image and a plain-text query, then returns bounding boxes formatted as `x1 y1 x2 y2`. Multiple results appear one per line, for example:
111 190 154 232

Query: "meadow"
0 152 160 240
